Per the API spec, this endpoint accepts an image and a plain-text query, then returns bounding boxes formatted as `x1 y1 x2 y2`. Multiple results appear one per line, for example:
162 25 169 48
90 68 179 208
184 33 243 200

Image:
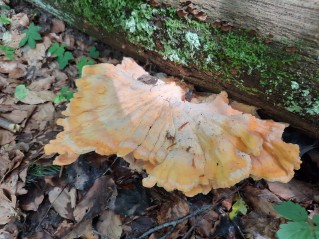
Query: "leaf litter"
0 1 318 239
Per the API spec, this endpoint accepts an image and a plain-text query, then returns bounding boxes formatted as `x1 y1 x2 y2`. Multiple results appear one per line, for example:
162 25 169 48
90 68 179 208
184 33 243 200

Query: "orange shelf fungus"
45 58 301 197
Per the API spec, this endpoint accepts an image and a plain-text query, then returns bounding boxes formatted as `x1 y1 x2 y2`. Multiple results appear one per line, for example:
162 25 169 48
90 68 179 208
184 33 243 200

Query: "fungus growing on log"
45 58 301 196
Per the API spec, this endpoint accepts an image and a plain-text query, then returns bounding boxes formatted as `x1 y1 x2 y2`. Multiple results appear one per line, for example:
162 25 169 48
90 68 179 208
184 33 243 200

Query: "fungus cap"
45 58 301 196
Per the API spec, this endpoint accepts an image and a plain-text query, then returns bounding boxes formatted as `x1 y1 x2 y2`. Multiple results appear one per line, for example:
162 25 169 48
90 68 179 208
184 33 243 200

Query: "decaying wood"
25 0 319 138
160 0 319 57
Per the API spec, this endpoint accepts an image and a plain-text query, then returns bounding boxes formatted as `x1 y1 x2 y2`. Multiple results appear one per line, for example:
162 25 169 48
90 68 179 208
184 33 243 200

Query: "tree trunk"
25 0 319 138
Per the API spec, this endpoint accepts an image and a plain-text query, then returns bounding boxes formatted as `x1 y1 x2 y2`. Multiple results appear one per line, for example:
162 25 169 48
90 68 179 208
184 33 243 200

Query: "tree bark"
25 0 319 138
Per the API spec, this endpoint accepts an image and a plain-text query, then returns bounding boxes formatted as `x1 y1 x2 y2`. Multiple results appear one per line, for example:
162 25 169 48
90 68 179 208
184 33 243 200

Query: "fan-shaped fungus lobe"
45 58 301 196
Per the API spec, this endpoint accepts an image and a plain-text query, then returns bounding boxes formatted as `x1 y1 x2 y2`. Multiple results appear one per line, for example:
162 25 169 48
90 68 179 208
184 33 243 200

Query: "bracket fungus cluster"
45 58 301 196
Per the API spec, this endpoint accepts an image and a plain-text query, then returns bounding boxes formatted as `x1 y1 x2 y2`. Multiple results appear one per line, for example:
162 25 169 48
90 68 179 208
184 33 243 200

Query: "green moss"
45 0 318 119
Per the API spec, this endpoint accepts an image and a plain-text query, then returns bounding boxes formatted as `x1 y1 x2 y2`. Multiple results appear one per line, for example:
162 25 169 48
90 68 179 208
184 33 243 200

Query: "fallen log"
25 0 319 137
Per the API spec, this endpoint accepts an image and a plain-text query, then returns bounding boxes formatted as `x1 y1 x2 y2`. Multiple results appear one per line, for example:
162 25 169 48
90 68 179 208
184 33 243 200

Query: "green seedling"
48 42 74 69
0 5 10 10
0 45 15 60
19 22 42 48
0 14 11 25
76 56 94 76
88 46 100 59
53 87 75 104
26 164 61 184
229 195 248 220
14 84 29 101
274 201 319 239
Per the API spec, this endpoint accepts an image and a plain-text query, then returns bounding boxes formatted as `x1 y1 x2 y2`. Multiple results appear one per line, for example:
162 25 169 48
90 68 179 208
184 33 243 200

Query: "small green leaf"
48 42 66 56
88 46 100 59
274 201 308 221
57 51 74 69
53 87 75 104
15 85 29 101
19 22 42 48
0 5 10 10
312 215 319 226
0 45 15 60
276 221 315 239
229 196 248 220
0 14 11 25
76 56 94 76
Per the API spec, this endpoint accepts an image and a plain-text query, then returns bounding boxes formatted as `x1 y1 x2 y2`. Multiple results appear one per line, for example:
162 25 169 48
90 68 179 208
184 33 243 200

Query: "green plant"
76 56 94 76
0 14 11 25
53 87 75 104
26 164 61 184
14 84 29 101
0 45 15 59
274 201 319 239
19 22 42 48
0 5 10 10
229 195 248 220
48 42 74 69
88 46 100 59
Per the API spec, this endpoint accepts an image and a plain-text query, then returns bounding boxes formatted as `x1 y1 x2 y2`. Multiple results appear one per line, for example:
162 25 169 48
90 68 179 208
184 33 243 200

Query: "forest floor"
1 1 319 239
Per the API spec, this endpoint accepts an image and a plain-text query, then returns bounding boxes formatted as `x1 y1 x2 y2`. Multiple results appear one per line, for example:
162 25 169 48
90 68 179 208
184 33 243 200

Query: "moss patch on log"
32 0 319 118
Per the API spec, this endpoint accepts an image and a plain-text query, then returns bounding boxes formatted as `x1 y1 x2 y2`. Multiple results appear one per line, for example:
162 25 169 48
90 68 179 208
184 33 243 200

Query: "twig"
131 182 248 239
158 226 176 239
132 205 212 239
181 225 195 239
0 116 20 133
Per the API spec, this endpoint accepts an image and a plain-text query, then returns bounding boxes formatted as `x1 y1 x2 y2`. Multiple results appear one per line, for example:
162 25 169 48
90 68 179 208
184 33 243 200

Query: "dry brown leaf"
0 189 17 225
96 210 122 239
0 61 26 79
28 76 55 91
73 176 116 222
23 43 47 65
243 185 281 217
10 13 29 30
19 89 54 105
59 219 93 239
0 150 24 180
1 168 28 196
157 199 189 238
51 18 65 33
0 130 15 146
48 187 76 220
20 186 45 211
268 179 319 202
0 223 19 239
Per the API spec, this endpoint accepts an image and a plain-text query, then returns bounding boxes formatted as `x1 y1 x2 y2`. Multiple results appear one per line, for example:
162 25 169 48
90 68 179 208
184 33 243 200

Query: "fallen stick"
0 117 20 133
132 182 247 239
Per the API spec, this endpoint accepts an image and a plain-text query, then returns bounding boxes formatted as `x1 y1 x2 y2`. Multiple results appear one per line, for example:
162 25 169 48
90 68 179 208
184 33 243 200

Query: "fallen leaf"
243 185 281 217
28 76 55 91
0 223 19 239
1 168 28 196
19 89 54 105
48 186 76 220
20 186 45 211
96 210 122 239
51 18 65 33
157 198 189 238
10 13 29 30
268 179 319 203
73 176 116 222
0 61 26 78
0 149 24 179
23 43 47 65
0 129 15 145
3 30 25 48
0 189 17 225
